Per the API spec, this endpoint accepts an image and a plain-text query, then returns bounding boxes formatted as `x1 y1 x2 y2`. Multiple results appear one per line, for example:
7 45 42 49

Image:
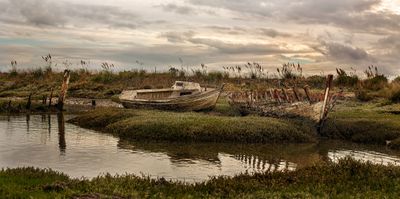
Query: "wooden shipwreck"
119 81 224 111
228 75 340 125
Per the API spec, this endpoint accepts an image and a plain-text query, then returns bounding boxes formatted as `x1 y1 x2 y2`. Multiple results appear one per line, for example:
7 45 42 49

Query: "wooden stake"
304 85 312 104
7 100 12 112
48 88 54 108
292 87 300 101
320 75 334 121
282 88 290 102
42 95 47 105
57 70 71 111
274 89 282 104
269 89 275 102
26 93 32 110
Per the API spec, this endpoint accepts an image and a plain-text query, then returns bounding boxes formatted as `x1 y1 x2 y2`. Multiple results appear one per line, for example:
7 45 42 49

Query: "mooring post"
57 70 71 111
7 100 11 112
26 93 32 110
317 74 334 134
320 75 334 121
48 88 54 108
92 100 96 108
42 95 47 105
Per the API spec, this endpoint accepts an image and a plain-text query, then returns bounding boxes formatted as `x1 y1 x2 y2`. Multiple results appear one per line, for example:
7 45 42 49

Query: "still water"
1 114 400 183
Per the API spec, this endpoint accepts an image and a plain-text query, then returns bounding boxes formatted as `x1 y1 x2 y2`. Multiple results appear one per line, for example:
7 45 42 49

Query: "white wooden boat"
119 81 224 111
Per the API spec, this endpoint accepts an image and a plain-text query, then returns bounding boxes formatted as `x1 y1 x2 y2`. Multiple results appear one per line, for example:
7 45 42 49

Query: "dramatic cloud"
158 3 197 15
2 0 138 29
0 0 399 76
259 28 291 38
317 41 370 62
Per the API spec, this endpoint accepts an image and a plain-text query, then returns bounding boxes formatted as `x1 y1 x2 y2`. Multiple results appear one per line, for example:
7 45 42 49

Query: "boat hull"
121 89 222 111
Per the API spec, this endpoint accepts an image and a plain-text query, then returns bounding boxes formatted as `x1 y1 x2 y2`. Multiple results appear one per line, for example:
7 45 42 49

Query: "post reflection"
48 114 51 136
26 114 30 132
57 113 66 155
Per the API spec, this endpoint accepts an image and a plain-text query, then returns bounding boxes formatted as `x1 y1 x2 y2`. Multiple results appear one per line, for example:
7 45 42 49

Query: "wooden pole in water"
7 100 11 112
42 95 47 105
26 93 32 110
57 70 71 111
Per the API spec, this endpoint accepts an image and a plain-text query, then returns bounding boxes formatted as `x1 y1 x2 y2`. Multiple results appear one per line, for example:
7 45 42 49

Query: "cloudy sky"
0 0 399 76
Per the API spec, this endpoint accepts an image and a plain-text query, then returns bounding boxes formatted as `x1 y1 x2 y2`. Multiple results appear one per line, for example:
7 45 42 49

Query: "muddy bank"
0 97 121 114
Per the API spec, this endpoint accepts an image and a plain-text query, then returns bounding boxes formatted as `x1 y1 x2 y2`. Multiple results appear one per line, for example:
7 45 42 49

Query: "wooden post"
269 89 275 102
42 95 47 105
282 88 290 102
304 85 312 104
7 100 11 111
264 91 268 101
292 87 300 101
320 75 334 122
26 93 32 110
57 70 71 111
92 100 96 108
274 89 282 104
48 88 54 108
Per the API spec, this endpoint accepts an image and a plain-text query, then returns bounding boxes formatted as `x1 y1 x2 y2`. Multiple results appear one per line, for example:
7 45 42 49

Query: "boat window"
180 91 192 96
176 82 184 87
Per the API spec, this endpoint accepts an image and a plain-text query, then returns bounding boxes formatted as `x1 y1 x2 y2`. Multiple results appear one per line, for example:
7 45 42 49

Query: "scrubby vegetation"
334 68 359 88
321 101 400 146
67 98 400 148
68 107 317 143
2 158 400 198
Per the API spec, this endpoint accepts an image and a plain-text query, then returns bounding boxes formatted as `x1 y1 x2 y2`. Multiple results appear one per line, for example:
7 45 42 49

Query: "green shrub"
355 89 374 102
91 71 117 83
388 83 400 103
32 68 44 79
306 75 326 88
362 75 388 91
394 76 400 83
334 68 359 88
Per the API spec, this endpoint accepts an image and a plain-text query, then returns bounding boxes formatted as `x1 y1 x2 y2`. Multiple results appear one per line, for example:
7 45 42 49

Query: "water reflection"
26 114 30 132
1 115 400 182
57 113 66 155
117 141 322 173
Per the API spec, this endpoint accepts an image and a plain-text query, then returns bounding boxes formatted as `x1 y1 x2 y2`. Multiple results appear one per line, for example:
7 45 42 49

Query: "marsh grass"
1 158 400 198
68 108 317 144
321 101 400 145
